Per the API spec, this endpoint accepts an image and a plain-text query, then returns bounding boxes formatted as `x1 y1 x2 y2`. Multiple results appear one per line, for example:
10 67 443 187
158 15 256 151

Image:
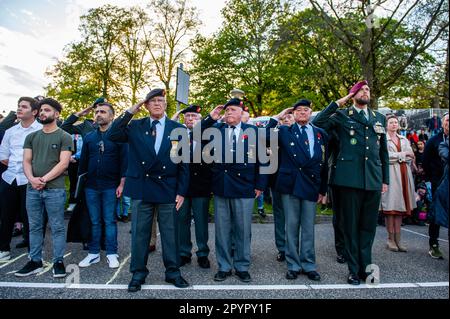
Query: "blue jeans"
116 195 131 217
85 188 118 255
26 186 66 263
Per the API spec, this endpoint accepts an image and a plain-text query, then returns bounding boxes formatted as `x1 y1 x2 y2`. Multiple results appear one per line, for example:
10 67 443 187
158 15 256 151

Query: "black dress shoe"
214 270 232 281
197 256 210 269
235 271 251 283
276 251 285 262
336 255 346 264
347 273 360 285
165 276 189 288
285 270 298 280
180 256 191 267
303 270 321 281
15 240 29 249
128 279 144 292
257 208 266 218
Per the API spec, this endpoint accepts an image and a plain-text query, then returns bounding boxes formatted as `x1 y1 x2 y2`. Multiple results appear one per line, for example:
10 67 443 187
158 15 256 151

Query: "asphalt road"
0 218 448 300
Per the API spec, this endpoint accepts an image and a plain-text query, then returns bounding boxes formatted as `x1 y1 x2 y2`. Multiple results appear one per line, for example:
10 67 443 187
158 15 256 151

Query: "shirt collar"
296 122 311 130
150 116 166 126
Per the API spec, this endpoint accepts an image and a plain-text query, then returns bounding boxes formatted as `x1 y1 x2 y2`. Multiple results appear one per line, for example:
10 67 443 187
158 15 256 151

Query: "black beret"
181 104 202 114
223 98 249 112
145 89 166 102
38 98 62 113
93 97 107 106
292 99 312 110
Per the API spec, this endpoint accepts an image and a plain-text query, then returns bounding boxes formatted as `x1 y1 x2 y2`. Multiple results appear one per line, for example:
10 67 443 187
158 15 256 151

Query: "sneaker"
429 244 444 259
78 253 100 267
0 251 11 261
53 261 66 278
15 260 43 277
257 208 266 218
106 254 120 268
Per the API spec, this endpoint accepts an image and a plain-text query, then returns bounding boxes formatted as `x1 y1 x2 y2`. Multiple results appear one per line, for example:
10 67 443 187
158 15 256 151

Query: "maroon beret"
349 80 369 94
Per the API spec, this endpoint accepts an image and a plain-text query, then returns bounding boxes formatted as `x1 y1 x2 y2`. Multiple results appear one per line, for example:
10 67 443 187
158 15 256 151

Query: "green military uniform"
312 101 389 280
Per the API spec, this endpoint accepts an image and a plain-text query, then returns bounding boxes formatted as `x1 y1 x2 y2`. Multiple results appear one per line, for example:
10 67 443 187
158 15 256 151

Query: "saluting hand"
128 100 146 115
274 107 294 120
336 93 355 107
255 189 262 198
171 109 183 121
210 105 224 120
76 104 95 117
381 183 388 194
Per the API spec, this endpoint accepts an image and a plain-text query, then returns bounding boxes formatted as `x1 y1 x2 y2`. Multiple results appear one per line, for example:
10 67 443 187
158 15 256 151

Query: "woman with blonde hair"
381 115 417 252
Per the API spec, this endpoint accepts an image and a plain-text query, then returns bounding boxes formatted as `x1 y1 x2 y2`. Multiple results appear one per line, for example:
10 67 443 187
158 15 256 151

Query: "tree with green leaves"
308 0 449 109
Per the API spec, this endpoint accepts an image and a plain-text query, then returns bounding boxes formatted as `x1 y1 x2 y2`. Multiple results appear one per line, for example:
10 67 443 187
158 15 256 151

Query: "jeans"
26 186 66 263
85 188 118 255
116 195 131 218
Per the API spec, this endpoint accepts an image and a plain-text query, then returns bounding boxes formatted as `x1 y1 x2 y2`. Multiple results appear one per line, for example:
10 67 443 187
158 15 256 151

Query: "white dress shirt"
0 120 43 185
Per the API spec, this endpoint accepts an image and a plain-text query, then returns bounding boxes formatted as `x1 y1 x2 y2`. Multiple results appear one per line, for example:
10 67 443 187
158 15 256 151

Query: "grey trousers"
282 194 317 273
214 196 254 272
271 189 285 253
129 200 180 281
177 197 210 258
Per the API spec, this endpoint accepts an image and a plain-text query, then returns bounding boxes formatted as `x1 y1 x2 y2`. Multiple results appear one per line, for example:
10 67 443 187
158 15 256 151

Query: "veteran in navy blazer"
108 88 190 292
200 99 267 283
266 99 328 282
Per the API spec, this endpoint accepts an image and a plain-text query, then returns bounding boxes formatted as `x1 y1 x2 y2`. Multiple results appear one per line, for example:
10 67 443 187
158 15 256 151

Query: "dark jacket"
108 112 189 203
78 128 128 190
312 102 389 190
266 119 328 201
423 131 446 193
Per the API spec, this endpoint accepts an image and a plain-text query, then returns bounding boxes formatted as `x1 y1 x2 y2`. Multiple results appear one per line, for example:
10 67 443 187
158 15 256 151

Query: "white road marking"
106 254 131 285
403 228 449 243
0 281 447 290
0 253 27 269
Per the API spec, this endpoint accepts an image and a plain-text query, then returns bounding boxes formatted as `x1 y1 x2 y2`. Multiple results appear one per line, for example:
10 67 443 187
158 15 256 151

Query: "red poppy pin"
317 132 322 140
243 134 248 140
197 107 201 113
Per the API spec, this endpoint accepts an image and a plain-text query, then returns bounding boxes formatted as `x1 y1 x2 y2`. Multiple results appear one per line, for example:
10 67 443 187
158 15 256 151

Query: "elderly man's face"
225 106 243 126
184 112 200 129
145 96 166 119
293 106 312 125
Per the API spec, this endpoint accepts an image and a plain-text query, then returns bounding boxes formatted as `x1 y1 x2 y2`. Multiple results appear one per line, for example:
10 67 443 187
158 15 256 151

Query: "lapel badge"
349 109 354 116
350 138 357 145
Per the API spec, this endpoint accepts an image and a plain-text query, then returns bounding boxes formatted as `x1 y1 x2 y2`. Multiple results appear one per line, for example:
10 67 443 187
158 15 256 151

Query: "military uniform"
312 101 389 281
108 96 190 288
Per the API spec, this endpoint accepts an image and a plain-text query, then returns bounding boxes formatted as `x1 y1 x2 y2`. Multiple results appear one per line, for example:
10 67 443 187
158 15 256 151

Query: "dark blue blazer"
186 136 213 198
200 116 267 198
266 118 328 202
108 112 189 203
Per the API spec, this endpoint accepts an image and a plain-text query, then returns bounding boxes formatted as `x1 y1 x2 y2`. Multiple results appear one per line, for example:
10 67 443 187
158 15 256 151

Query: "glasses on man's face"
98 141 105 154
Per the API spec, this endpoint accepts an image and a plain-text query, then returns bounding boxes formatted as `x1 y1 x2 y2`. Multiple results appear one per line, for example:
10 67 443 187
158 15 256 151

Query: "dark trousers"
0 179 28 251
335 186 381 277
68 162 79 203
330 186 345 257
429 222 441 247
130 200 180 281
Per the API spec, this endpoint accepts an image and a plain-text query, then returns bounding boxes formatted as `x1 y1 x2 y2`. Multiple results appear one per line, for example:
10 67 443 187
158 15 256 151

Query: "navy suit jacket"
200 116 267 198
108 112 189 203
266 118 328 202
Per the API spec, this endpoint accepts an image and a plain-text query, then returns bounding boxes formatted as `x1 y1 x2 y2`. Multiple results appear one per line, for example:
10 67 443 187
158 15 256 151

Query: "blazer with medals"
108 111 189 203
266 119 328 202
200 115 267 198
312 102 389 191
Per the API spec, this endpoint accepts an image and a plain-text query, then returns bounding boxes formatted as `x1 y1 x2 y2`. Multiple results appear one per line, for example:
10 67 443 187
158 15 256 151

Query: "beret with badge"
223 98 249 112
145 88 166 102
292 99 312 110
349 80 369 95
93 97 107 107
181 104 202 114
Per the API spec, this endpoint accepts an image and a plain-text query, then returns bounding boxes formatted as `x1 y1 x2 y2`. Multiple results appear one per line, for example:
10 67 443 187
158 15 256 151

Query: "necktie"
230 125 236 162
361 110 368 121
188 130 194 162
301 125 311 158
150 120 159 153
151 120 159 137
